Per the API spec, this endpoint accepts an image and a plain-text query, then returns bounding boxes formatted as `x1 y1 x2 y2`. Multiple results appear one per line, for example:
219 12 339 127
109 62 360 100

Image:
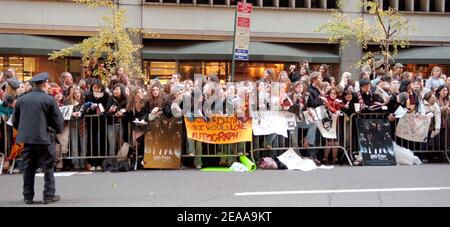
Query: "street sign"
233 2 252 61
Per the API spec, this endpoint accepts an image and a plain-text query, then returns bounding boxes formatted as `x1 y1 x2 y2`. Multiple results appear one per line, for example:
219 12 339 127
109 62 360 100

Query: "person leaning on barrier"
304 72 324 165
387 92 409 122
341 87 358 118
399 80 419 112
13 72 64 205
419 91 441 139
84 79 110 171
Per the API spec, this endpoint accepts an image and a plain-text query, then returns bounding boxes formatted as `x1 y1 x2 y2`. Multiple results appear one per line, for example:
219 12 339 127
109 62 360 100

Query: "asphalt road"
1 164 450 207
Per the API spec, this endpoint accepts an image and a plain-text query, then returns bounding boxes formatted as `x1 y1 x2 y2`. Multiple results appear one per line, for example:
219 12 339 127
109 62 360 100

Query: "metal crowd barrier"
61 115 139 170
1 121 14 174
0 152 4 175
251 114 353 166
183 141 252 157
2 110 449 174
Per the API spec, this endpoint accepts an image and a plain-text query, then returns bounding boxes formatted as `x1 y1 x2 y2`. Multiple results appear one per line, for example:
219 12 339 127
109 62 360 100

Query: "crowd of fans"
1 59 449 172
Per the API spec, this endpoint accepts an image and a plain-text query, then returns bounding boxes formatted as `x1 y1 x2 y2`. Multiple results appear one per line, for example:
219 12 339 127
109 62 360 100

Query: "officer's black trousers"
22 144 56 200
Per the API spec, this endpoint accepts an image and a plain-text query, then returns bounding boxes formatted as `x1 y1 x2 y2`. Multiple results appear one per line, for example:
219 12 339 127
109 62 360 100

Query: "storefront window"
0 57 4 72
205 61 229 83
8 57 24 80
179 61 203 81
234 62 285 81
0 55 69 82
406 64 449 79
144 61 177 84
144 59 340 83
23 57 38 82
0 56 39 82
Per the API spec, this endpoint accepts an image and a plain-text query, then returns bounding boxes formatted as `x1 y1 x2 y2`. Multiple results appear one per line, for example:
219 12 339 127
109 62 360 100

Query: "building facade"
1 0 450 83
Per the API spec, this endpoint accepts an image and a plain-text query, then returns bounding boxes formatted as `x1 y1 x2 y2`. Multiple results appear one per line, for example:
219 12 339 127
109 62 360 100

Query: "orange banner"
184 116 252 144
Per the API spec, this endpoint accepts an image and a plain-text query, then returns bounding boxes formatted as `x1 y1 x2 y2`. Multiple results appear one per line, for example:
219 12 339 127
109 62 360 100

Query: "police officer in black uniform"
13 72 64 205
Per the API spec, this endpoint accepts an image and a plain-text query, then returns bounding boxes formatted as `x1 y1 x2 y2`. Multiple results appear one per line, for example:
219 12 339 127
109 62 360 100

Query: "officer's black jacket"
13 88 64 145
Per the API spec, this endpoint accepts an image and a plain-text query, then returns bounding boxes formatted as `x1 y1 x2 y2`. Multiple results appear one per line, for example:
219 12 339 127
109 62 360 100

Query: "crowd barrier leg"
0 152 4 175
446 118 450 163
251 114 353 166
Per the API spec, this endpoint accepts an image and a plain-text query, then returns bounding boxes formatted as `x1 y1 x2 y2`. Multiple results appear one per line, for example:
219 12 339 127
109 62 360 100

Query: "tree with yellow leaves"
317 0 415 71
49 0 144 82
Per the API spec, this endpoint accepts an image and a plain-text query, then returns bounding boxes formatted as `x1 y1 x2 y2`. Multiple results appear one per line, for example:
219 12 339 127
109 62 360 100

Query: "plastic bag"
393 142 422 165
230 162 249 172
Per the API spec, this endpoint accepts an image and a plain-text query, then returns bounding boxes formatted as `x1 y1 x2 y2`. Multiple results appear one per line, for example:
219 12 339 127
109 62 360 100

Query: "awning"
142 40 340 63
394 46 450 64
0 34 76 56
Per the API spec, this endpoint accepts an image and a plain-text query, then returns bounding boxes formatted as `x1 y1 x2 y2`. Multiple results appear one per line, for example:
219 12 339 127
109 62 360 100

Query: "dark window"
230 0 239 6
197 0 210 4
263 0 274 7
446 0 450 12
247 0 259 7
295 0 305 8
419 1 432 11
180 0 193 3
429 0 436 12
279 0 290 7
397 0 405 11
382 0 389 10
414 0 422 11
164 0 177 3
214 0 226 5
145 0 160 2
311 0 321 8
327 0 336 8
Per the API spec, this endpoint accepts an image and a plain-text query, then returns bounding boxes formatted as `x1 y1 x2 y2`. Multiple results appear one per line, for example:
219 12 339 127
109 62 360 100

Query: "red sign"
238 2 253 13
234 2 253 61
237 17 250 28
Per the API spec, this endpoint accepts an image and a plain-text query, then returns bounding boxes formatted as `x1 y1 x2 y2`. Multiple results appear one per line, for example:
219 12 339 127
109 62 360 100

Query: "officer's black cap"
30 72 49 84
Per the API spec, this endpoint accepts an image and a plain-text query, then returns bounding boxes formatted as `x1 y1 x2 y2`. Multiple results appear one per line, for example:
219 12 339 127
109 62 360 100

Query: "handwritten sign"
184 116 252 144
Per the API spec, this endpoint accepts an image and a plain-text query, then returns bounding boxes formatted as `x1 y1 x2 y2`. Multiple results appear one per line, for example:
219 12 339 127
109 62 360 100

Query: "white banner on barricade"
395 113 431 142
317 114 338 139
251 111 297 138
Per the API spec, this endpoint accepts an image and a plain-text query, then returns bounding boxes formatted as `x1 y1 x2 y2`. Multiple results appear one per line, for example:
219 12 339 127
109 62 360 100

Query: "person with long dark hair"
106 84 127 159
125 87 149 169
84 79 109 171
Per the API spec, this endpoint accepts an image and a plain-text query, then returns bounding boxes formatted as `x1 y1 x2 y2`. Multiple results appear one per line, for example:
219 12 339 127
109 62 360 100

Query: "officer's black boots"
43 195 60 204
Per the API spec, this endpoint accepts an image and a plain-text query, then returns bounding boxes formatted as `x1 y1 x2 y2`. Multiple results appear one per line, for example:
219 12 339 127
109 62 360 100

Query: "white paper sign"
277 148 334 171
59 105 74 121
317 114 338 139
252 111 289 138
396 113 431 142
394 106 407 118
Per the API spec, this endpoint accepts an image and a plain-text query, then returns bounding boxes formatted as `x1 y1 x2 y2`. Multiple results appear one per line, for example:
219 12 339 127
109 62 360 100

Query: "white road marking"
235 187 450 196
